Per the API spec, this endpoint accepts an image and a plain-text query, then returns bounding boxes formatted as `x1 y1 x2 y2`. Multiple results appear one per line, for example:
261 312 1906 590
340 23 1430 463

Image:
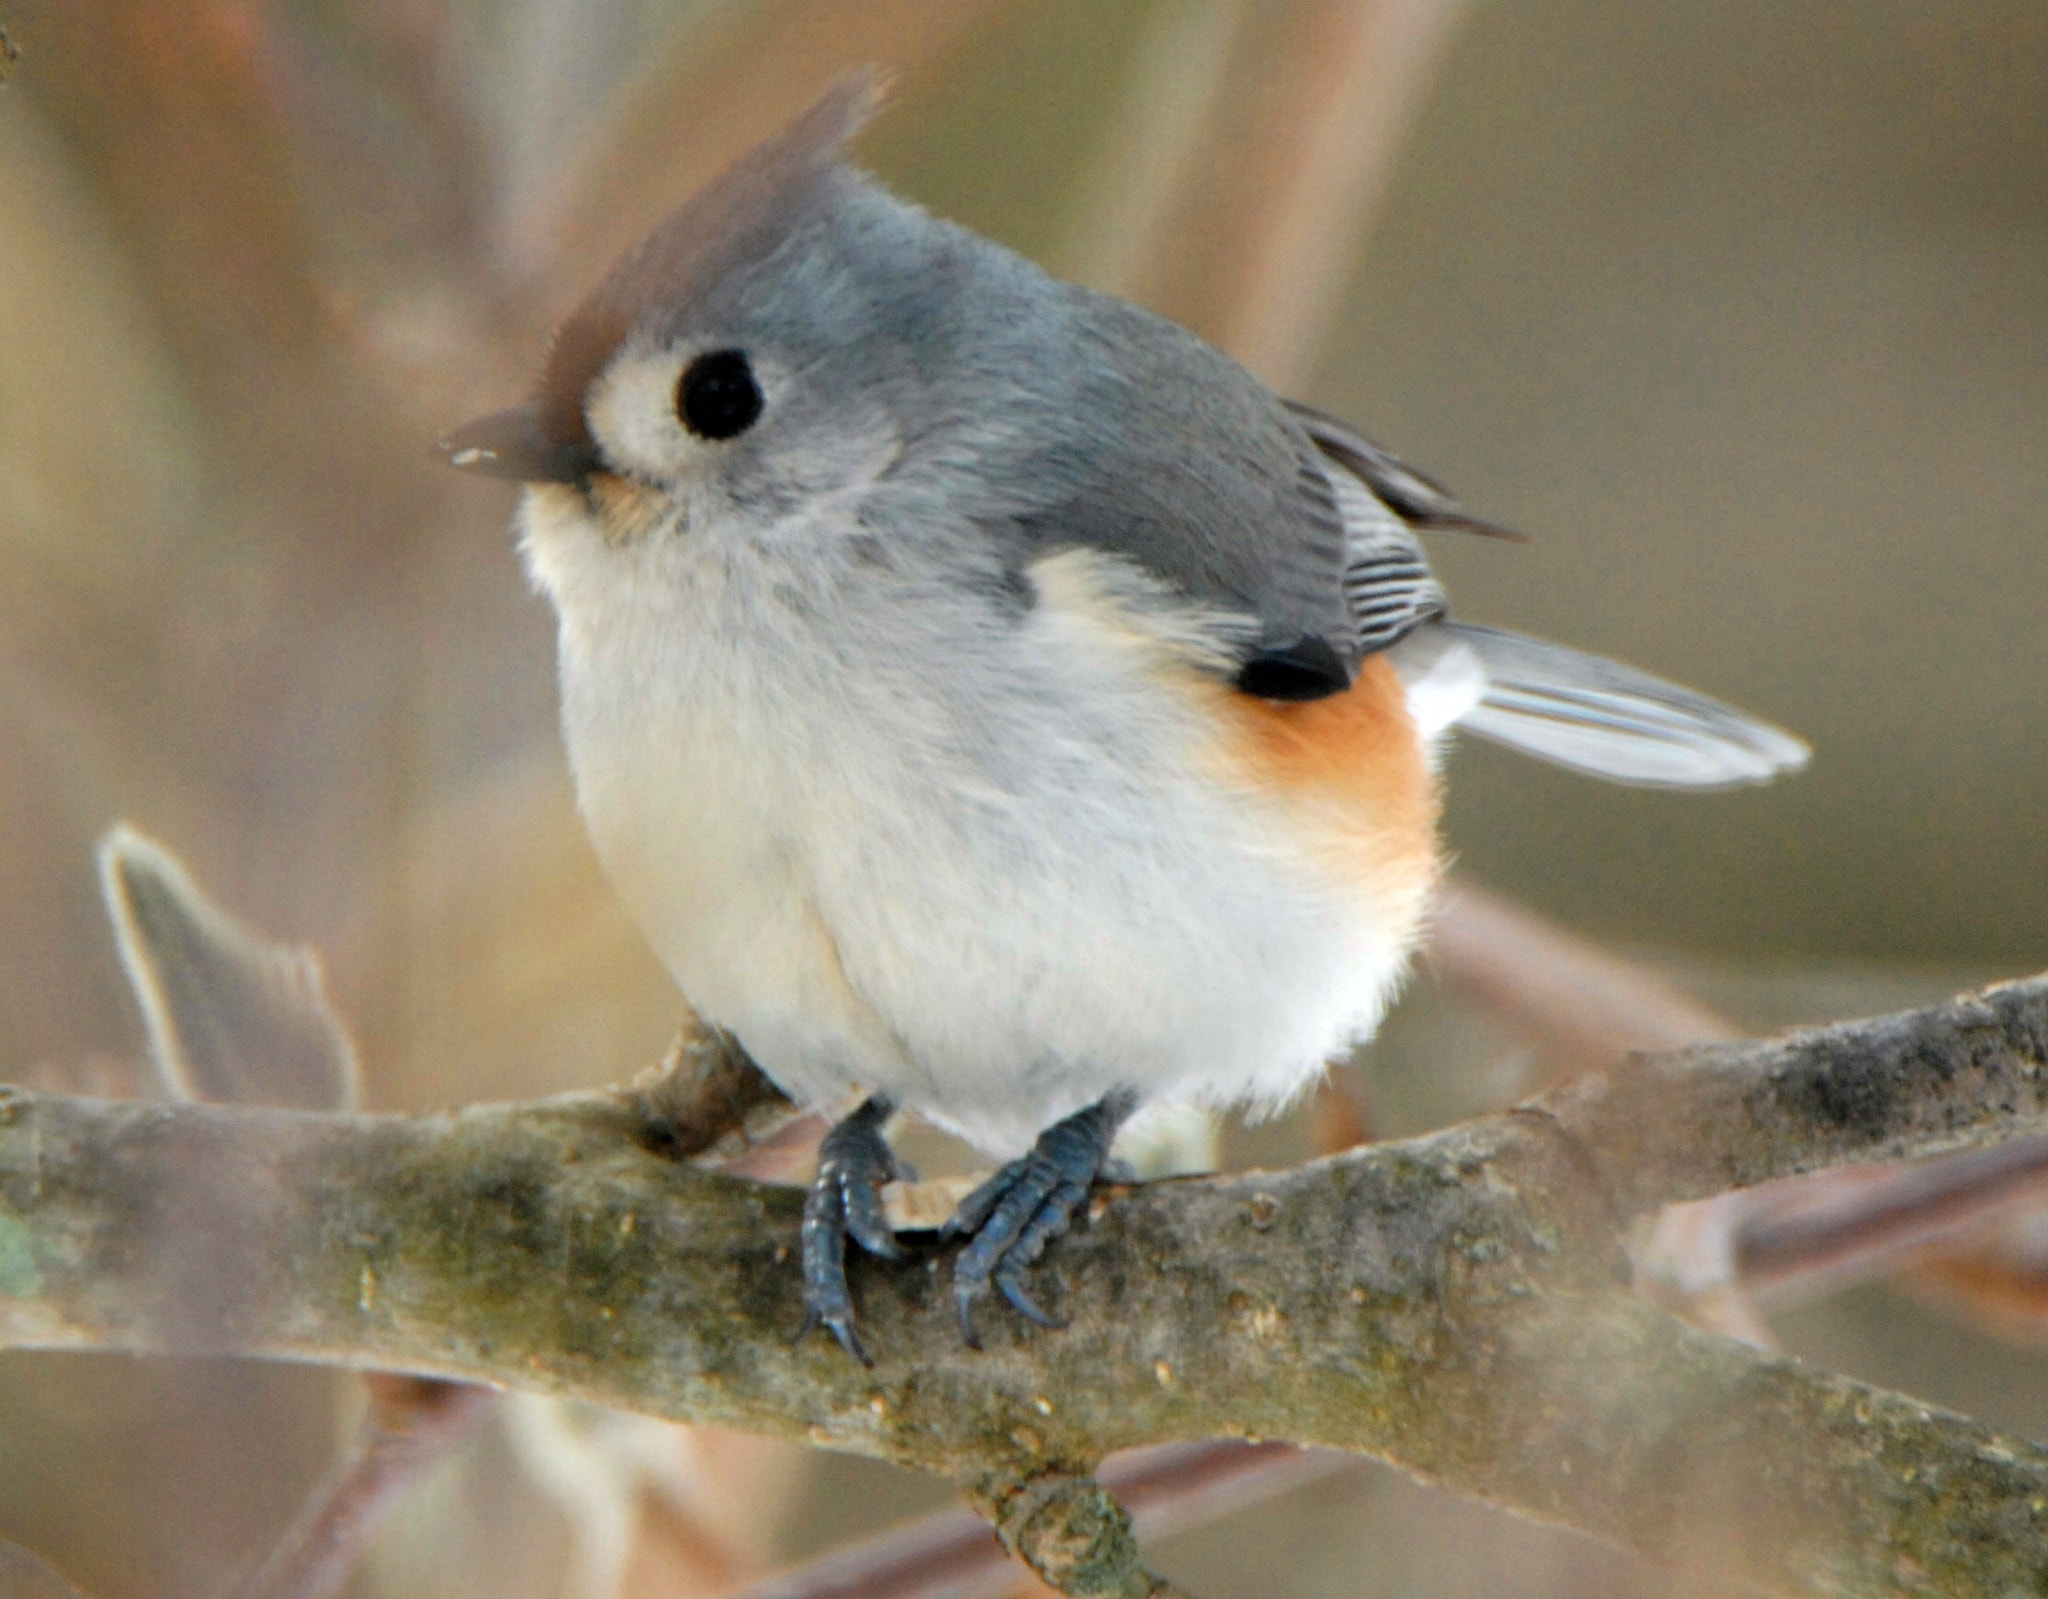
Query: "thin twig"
633 1022 795 1166
728 1444 1337 1599
1427 879 1739 1071
1055 0 1251 297
223 1376 499 1599
1743 1134 2048 1297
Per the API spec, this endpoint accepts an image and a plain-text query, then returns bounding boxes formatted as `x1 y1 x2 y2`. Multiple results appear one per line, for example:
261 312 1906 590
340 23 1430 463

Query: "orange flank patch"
1210 655 1442 912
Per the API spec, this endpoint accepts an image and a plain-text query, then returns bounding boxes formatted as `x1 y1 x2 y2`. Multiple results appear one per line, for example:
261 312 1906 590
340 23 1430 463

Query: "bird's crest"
538 70 883 454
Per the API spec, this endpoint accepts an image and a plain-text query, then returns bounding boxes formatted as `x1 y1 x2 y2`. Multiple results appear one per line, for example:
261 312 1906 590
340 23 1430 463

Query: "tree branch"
7 975 2048 1593
1537 974 2048 1216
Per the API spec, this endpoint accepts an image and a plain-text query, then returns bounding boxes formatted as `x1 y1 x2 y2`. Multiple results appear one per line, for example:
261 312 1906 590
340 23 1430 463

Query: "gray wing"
1006 298 1352 689
1310 436 1448 655
1283 400 1524 541
1002 296 1449 699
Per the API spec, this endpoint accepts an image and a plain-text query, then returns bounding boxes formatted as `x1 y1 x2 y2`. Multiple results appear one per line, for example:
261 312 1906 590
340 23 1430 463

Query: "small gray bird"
442 75 1805 1362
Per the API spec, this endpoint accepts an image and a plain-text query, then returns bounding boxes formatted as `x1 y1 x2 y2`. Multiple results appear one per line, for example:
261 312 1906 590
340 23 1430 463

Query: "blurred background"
0 0 2044 1595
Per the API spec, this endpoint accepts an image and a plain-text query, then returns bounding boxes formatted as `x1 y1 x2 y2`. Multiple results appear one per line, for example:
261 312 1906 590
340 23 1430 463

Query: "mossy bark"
6 973 2048 1595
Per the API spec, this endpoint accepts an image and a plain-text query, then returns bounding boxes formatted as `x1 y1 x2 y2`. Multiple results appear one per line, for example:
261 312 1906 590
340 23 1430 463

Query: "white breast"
523 493 1430 1157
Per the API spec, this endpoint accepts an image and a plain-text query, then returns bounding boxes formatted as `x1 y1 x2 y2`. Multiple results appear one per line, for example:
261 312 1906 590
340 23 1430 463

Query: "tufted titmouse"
441 75 1805 1361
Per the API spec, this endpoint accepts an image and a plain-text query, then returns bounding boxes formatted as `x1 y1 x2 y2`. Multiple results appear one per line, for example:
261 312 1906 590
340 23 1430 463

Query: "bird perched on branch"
442 74 1805 1362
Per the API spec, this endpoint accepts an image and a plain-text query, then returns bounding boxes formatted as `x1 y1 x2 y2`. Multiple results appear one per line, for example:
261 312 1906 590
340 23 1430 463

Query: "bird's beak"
437 403 597 484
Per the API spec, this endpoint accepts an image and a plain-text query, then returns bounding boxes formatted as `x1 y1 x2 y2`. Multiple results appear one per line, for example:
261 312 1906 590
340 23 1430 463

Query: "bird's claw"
798 1095 904 1365
944 1089 1136 1347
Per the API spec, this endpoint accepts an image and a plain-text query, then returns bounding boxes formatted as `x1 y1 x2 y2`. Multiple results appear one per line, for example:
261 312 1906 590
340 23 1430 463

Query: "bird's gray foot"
798 1094 905 1365
942 1088 1138 1346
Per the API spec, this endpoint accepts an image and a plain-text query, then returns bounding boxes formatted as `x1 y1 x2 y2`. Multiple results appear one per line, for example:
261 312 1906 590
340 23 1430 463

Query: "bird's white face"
585 344 739 498
516 337 929 676
524 332 906 565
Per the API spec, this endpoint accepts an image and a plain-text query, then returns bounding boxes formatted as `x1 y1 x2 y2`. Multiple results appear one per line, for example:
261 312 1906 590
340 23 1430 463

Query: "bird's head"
442 72 983 598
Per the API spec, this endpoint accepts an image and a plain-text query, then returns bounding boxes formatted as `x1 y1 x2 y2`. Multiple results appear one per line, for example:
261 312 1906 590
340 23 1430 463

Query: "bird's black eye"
676 349 763 441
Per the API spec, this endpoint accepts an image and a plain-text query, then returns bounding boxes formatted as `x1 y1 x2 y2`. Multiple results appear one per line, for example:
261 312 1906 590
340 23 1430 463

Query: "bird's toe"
946 1090 1134 1345
796 1095 903 1364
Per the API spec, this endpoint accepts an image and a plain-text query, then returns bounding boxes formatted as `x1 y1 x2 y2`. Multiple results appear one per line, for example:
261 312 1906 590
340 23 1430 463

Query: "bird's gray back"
842 196 1369 673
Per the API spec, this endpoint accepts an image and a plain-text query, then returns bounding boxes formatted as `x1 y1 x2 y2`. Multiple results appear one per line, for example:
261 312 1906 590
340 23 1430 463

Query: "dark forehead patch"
536 71 882 453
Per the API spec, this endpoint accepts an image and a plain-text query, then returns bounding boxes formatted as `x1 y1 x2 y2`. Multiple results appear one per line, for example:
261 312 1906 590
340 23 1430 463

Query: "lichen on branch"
6 974 2048 1594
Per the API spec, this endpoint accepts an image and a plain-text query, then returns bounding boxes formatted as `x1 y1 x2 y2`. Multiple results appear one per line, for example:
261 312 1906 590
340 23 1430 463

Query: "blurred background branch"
1075 0 1477 391
0 1539 92 1599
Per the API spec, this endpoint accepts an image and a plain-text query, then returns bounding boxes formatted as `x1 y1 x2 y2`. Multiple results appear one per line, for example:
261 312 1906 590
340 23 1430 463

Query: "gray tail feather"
1444 622 1809 789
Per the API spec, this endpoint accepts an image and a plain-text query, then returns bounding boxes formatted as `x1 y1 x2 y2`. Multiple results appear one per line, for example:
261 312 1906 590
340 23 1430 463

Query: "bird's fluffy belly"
546 537 1438 1157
